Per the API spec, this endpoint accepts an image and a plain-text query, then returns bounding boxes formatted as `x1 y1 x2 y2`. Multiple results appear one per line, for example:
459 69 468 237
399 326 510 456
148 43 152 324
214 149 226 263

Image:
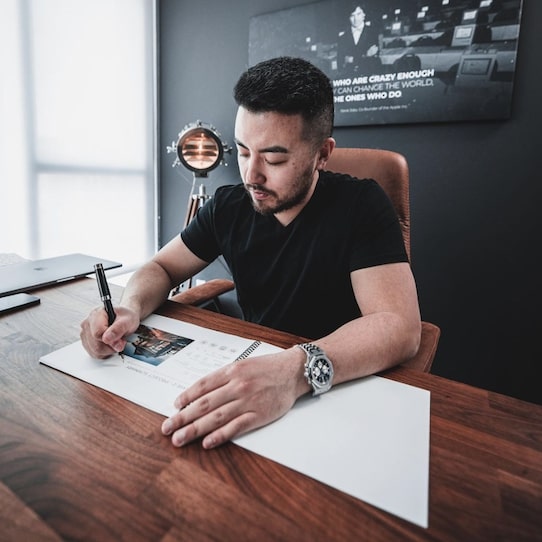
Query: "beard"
244 163 316 216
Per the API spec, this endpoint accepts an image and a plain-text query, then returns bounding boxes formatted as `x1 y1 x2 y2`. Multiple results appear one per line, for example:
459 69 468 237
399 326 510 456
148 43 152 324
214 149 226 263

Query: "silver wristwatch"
297 343 334 396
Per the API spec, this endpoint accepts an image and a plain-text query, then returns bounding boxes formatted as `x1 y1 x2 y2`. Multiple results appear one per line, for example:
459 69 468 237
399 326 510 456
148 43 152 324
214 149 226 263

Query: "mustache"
244 183 275 196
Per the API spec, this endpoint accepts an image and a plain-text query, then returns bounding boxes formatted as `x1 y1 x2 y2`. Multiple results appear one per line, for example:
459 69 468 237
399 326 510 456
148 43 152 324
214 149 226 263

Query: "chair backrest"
324 148 411 260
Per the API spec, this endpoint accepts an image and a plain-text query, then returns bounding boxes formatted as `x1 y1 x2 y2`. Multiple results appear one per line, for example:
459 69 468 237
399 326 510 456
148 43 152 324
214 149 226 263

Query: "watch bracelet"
296 343 332 394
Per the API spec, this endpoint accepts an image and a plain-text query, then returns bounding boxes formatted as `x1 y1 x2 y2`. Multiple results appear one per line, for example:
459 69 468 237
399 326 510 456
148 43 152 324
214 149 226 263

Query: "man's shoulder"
319 169 379 192
317 171 388 213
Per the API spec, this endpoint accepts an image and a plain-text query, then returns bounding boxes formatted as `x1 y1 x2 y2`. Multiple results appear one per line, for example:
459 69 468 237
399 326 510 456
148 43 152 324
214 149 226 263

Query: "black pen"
94 263 124 361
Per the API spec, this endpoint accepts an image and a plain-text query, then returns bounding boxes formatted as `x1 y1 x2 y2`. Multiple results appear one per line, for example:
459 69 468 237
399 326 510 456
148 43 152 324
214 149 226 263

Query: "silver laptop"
0 253 122 298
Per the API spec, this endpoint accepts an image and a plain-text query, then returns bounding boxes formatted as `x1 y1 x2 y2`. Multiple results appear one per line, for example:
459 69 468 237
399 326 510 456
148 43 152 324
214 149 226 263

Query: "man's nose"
244 156 265 185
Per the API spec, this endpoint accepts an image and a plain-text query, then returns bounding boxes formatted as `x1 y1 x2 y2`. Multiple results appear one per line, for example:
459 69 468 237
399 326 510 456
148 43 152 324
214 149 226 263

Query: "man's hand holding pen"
80 264 136 360
80 304 138 359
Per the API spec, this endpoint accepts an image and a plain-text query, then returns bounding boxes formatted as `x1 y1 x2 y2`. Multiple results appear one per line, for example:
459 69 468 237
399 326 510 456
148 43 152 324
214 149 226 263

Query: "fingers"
162 398 256 449
80 307 115 358
101 307 134 349
162 363 259 449
162 372 232 439
173 367 227 410
80 306 133 358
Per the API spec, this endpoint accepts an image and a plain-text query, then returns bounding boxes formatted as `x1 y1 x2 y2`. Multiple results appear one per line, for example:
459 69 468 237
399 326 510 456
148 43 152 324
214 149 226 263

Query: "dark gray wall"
159 0 541 405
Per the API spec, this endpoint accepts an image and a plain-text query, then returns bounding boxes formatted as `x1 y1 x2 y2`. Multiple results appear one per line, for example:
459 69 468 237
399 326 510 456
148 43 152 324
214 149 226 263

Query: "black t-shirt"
181 170 408 339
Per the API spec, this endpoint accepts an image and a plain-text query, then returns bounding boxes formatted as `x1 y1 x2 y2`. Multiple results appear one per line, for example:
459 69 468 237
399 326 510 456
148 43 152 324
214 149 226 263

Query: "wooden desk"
1 279 541 541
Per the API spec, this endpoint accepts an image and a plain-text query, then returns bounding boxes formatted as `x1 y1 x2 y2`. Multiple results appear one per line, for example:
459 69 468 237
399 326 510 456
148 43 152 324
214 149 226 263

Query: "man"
80 56 421 450
337 3 382 75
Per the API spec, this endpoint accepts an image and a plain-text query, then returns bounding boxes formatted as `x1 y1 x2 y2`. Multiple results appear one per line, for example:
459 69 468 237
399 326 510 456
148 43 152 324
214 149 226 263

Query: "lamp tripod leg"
173 184 210 295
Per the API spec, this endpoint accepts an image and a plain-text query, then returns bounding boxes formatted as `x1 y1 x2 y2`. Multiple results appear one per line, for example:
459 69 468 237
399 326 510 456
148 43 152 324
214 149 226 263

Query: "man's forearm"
313 312 421 385
120 261 175 320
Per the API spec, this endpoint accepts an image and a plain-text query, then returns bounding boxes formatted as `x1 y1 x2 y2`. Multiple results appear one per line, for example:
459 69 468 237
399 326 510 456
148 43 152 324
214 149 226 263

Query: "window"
0 0 157 272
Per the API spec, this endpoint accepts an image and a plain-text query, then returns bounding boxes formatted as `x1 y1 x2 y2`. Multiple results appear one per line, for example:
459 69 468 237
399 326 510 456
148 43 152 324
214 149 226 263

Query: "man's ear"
317 137 336 170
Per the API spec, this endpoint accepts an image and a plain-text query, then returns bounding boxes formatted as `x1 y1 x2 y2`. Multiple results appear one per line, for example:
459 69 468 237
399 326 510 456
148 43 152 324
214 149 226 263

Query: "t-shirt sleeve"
348 180 409 271
180 196 221 263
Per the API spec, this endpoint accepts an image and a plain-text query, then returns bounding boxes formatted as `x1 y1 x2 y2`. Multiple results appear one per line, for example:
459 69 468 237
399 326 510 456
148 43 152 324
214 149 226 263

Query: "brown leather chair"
172 147 440 372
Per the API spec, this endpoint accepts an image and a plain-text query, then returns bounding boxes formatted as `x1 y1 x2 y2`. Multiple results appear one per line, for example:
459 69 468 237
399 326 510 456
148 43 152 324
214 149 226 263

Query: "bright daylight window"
0 0 157 272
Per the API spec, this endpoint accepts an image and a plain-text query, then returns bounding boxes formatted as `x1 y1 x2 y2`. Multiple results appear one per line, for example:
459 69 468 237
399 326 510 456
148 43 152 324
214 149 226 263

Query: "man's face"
234 107 320 221
350 6 366 28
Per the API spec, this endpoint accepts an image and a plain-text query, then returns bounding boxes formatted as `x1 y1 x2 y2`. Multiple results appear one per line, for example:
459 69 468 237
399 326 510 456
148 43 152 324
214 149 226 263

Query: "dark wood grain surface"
1 278 541 541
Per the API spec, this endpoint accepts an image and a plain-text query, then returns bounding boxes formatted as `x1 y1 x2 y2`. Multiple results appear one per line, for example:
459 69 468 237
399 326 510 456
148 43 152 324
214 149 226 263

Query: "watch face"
311 357 332 386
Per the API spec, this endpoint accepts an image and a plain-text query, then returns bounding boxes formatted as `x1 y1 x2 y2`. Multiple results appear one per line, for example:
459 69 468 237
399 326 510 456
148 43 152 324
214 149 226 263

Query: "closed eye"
264 155 287 165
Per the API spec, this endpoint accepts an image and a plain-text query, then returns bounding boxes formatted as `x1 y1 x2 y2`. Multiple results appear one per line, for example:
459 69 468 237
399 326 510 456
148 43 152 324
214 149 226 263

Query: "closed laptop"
0 253 122 298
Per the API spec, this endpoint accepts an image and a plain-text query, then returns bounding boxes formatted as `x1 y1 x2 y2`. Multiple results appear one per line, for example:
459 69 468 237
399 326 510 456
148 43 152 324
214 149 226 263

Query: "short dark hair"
233 56 334 146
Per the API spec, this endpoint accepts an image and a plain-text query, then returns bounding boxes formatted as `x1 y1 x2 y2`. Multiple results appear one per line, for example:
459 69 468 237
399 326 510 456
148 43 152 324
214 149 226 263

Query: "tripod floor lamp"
167 120 231 291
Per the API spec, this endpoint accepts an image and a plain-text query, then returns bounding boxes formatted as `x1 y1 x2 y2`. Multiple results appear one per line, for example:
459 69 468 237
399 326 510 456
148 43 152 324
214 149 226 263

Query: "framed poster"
249 0 524 126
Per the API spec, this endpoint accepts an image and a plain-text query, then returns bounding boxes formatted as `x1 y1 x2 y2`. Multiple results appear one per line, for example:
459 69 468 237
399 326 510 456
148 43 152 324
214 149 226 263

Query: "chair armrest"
170 279 235 306
401 321 441 373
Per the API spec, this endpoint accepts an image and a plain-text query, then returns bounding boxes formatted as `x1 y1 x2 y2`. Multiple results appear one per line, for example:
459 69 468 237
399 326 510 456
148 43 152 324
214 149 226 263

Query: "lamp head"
168 120 231 177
